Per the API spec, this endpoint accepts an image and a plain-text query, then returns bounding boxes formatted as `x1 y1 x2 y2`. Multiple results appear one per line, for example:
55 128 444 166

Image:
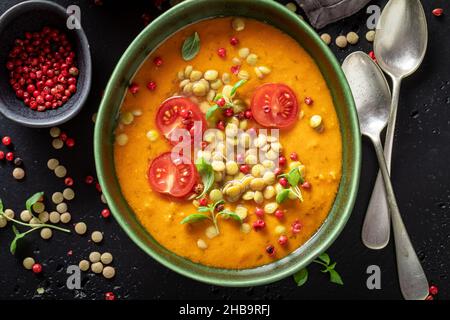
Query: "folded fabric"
296 0 372 29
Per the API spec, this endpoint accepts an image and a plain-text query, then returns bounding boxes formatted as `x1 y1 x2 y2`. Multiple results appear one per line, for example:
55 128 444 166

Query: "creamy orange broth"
113 18 342 269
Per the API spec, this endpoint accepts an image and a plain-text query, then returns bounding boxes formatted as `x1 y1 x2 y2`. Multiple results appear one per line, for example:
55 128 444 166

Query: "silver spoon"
362 0 428 250
343 52 429 300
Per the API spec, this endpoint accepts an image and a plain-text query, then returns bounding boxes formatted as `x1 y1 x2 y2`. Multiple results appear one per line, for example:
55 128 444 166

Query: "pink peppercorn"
304 97 313 105
301 181 311 190
429 285 439 296
275 209 284 219
292 220 302 234
64 177 74 186
253 219 266 230
153 56 163 67
255 207 264 218
279 177 288 187
129 83 139 94
278 156 286 167
85 175 94 184
146 81 157 91
217 47 226 58
278 235 288 246
101 209 111 218
290 152 298 161
230 37 239 46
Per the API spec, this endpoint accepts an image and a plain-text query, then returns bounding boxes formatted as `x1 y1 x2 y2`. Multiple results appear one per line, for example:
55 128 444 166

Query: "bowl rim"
94 0 361 286
0 0 92 128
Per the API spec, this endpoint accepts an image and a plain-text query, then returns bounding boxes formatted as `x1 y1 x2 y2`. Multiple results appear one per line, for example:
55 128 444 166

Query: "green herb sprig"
182 32 200 61
195 157 214 199
276 167 304 204
181 200 242 234
293 253 343 287
206 80 247 120
0 193 71 255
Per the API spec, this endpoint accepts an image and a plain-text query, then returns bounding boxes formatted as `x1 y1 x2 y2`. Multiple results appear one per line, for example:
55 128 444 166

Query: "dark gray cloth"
296 0 372 29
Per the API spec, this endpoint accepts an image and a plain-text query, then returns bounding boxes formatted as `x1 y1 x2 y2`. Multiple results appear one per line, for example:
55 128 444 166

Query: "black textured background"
0 0 448 300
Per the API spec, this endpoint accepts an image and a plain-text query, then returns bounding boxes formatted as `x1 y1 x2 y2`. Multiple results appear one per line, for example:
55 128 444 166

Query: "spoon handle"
362 79 401 249
372 136 429 300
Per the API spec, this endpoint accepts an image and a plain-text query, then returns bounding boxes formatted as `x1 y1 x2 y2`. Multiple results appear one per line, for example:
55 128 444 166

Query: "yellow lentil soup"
113 17 342 269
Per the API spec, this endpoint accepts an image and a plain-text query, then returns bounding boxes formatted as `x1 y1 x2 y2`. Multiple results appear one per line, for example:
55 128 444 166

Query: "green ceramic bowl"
94 0 361 286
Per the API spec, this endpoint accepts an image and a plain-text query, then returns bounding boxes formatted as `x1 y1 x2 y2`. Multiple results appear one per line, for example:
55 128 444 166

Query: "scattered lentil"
91 262 104 274
335 35 348 48
23 257 35 270
100 252 113 265
366 30 376 42
320 33 331 45
60 212 71 224
79 260 90 272
91 231 103 243
62 188 75 200
47 158 59 170
346 31 359 45
51 192 64 204
102 266 116 279
56 202 68 213
12 167 25 180
40 228 52 240
52 138 64 149
20 210 32 222
89 251 101 263
54 165 67 178
75 222 87 235
49 211 61 224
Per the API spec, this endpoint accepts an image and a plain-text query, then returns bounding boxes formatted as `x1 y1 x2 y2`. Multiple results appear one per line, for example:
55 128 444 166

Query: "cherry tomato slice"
147 152 197 198
156 96 206 144
250 83 299 129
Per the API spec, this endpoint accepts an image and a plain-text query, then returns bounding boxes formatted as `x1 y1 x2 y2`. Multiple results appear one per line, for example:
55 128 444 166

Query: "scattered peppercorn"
432 8 444 17
105 291 115 300
5 152 14 162
85 175 94 184
253 219 266 230
429 285 438 296
32 263 42 274
2 136 11 146
304 97 313 105
101 208 111 218
64 177 74 186
275 209 284 219
230 37 239 46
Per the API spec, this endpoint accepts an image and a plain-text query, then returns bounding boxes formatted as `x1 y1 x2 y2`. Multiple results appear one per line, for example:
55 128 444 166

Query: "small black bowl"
0 0 91 127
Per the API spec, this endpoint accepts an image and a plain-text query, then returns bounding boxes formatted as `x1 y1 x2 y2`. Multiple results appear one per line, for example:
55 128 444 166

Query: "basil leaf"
206 104 219 119
293 268 308 287
180 214 210 224
198 206 212 213
276 189 290 204
230 79 247 97
26 192 44 212
287 168 301 187
10 226 25 255
195 158 214 199
318 252 331 265
182 32 200 61
220 210 242 223
329 269 344 285
0 198 3 212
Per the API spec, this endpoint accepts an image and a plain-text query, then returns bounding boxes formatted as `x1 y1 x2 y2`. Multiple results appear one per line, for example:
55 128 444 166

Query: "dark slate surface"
0 0 448 300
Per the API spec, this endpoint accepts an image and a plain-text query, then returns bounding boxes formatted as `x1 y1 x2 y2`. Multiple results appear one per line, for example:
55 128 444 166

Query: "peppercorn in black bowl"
0 0 91 128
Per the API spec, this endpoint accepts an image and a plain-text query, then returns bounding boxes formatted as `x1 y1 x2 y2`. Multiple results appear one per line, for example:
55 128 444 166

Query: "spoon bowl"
342 52 391 138
374 0 428 79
